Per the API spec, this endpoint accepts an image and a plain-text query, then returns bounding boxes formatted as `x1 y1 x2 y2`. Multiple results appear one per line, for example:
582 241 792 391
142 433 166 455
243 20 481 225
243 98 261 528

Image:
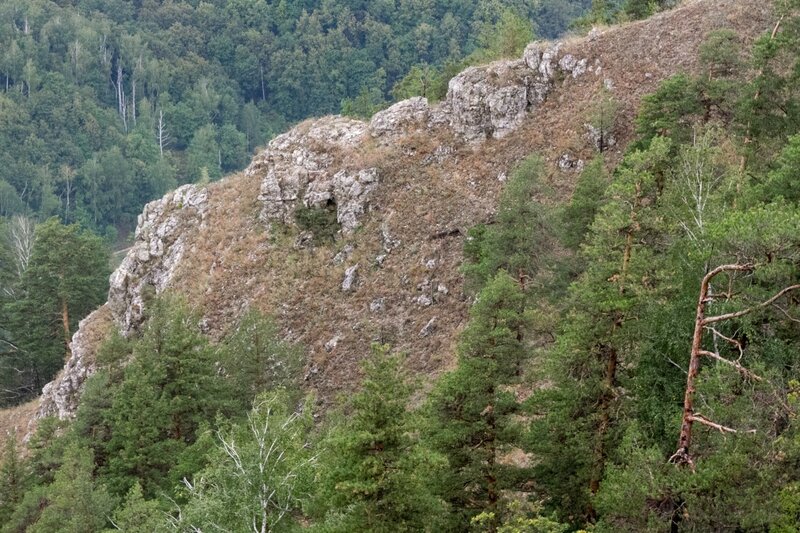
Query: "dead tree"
669 264 800 467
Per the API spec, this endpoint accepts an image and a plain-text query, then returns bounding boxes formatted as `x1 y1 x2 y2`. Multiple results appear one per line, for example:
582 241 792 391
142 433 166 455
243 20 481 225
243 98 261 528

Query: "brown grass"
0 399 39 444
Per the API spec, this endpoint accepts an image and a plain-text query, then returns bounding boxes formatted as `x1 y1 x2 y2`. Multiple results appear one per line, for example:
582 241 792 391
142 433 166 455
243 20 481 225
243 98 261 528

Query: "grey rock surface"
369 97 430 141
108 184 208 335
34 308 107 422
342 264 359 292
444 41 586 142
247 116 378 235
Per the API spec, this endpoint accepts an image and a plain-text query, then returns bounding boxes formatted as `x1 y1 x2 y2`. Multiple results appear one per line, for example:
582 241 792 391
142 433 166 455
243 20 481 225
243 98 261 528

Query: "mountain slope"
1 0 777 439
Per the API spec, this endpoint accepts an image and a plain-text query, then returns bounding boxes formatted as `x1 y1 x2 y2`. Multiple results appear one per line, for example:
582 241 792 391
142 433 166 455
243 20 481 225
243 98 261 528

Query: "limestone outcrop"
247 116 379 235
369 97 430 141
108 184 209 335
33 306 113 423
31 185 208 428
445 41 587 142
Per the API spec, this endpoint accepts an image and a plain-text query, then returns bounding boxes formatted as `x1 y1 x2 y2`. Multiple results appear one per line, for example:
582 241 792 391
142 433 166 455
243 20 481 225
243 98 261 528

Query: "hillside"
5 0 800 529
0 0 775 437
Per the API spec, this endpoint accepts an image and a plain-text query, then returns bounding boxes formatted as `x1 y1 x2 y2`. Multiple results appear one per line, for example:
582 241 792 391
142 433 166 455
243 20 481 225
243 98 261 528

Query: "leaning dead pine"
670 264 800 468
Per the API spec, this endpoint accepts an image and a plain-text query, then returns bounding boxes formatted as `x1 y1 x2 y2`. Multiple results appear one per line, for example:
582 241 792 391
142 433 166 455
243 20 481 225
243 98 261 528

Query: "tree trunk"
260 64 266 102
61 298 71 360
588 224 632 507
590 344 618 494
670 263 775 467
486 406 498 533
672 274 708 467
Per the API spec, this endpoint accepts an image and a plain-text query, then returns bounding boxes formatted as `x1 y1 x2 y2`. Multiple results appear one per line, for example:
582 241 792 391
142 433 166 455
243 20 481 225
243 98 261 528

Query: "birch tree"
174 391 316 533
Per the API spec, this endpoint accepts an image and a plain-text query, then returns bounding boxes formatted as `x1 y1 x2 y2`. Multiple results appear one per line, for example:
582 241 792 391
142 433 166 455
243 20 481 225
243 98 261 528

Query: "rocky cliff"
14 0 774 437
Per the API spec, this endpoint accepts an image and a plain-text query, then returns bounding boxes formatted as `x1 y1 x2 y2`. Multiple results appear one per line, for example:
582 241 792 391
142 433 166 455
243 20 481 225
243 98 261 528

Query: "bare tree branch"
689 414 752 435
698 350 763 382
705 327 744 358
772 303 800 324
704 284 800 324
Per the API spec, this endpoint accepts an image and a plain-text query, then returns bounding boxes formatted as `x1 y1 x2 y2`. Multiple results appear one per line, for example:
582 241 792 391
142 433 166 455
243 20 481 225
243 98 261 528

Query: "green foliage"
0 0 593 235
3 484 50 533
471 500 570 533
294 203 340 245
635 74 703 148
315 344 445 532
2 218 109 405
699 29 743 79
560 157 608 250
462 155 553 294
8 6 800 533
529 137 673 525
98 296 237 498
761 133 800 203
176 390 316 533
0 434 25 526
105 482 165 533
469 10 535 63
622 0 678 20
218 309 304 410
187 124 221 183
426 272 530 530
391 64 441 102
30 443 115 533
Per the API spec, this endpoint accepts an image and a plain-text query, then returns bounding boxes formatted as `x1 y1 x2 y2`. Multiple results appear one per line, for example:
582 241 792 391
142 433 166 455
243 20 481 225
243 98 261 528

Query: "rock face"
445 42 586 142
369 97 430 141
246 116 379 235
108 184 209 335
34 306 112 423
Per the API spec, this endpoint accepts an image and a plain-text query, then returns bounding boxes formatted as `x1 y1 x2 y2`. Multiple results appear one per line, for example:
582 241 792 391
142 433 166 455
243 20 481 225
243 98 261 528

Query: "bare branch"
704 327 744 360
666 357 688 375
689 414 753 435
698 350 763 382
8 215 34 279
704 284 800 324
772 303 800 324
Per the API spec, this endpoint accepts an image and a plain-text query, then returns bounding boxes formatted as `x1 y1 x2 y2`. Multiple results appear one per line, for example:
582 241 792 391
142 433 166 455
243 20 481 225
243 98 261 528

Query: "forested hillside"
3 0 800 531
0 0 593 233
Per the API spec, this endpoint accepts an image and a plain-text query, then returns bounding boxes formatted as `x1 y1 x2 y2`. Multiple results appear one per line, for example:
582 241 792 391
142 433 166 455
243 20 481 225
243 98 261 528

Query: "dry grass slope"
0 0 778 441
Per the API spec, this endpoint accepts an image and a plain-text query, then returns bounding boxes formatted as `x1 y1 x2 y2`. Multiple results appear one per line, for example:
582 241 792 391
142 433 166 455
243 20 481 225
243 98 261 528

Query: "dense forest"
4 0 800 531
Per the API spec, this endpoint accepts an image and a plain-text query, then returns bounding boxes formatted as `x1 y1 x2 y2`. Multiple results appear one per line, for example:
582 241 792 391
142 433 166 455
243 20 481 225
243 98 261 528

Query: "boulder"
369 97 430 141
444 41 586 142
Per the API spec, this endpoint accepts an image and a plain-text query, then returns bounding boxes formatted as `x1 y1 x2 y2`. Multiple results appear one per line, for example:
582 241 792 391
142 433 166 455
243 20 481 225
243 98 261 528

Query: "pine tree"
107 482 165 533
0 433 25 525
462 155 553 294
7 218 109 399
530 138 672 524
101 297 236 498
426 271 530 531
315 344 445 532
30 443 115 533
218 309 304 411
